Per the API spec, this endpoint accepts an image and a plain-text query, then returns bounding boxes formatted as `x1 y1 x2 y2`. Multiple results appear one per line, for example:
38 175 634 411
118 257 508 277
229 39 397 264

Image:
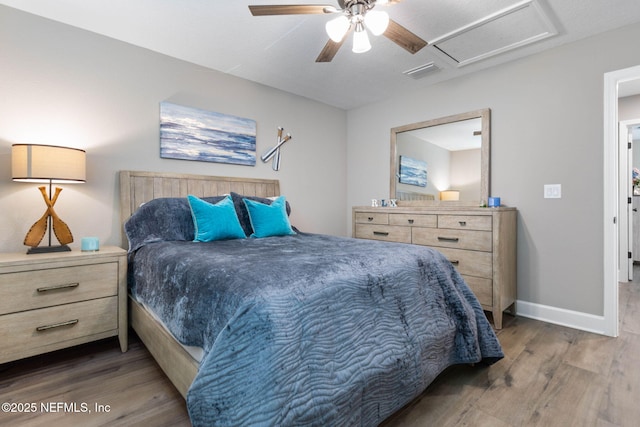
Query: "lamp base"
27 244 71 255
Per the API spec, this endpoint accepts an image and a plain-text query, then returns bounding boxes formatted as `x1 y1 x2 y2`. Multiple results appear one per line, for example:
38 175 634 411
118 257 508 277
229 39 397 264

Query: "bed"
120 170 503 426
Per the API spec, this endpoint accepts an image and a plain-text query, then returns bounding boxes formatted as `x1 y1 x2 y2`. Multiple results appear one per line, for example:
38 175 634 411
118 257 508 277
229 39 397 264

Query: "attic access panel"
431 0 557 67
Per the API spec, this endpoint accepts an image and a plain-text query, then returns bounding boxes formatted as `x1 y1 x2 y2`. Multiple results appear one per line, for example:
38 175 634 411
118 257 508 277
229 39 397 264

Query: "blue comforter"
128 232 503 426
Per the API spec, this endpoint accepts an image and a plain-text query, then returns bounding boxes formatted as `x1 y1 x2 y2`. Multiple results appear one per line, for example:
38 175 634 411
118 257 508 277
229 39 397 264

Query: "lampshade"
12 144 86 183
352 23 371 53
440 190 460 201
364 10 389 36
326 15 350 42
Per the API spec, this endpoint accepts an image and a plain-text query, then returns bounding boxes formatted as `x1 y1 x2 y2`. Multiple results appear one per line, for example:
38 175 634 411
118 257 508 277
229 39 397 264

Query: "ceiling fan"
248 0 428 62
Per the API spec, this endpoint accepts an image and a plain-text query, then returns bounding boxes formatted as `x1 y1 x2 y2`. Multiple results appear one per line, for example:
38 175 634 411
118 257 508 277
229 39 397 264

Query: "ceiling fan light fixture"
352 22 371 53
326 15 350 42
364 10 389 36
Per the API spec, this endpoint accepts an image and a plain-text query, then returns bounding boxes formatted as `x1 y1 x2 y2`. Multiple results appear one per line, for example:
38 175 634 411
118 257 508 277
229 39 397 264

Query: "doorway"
619 119 640 283
604 64 640 337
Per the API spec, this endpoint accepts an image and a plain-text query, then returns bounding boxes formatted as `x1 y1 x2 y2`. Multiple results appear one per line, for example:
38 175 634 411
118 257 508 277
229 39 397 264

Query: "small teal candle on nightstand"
81 237 100 252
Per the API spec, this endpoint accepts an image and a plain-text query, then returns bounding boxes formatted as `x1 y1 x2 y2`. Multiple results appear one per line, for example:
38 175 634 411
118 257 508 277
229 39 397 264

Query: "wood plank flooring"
1 282 639 427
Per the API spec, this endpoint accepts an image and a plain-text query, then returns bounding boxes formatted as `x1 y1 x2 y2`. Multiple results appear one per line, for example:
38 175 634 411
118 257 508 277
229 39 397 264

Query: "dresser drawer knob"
37 282 79 293
449 260 460 265
408 219 414 224
373 231 389 236
368 217 374 222
458 221 467 226
438 236 460 242
36 319 79 332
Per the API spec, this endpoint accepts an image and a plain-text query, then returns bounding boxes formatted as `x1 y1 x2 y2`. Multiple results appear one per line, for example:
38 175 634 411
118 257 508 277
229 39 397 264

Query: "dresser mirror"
390 108 490 206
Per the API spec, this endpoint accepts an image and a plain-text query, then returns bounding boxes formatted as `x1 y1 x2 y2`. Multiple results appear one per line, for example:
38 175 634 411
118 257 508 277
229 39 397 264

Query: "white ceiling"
2 0 640 109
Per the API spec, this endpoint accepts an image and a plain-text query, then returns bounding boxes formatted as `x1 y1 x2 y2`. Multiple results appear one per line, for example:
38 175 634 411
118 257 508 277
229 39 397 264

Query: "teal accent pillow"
243 196 296 238
187 195 246 242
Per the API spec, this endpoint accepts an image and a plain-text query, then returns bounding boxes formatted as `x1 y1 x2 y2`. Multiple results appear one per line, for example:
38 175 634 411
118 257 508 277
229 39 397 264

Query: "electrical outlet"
544 184 561 199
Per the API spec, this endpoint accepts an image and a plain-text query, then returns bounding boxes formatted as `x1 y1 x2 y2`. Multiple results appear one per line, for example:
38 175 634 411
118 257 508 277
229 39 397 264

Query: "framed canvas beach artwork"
160 102 256 166
399 156 427 187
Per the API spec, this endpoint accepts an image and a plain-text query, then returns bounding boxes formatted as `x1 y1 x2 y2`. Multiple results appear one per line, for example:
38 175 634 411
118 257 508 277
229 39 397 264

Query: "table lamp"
11 144 86 254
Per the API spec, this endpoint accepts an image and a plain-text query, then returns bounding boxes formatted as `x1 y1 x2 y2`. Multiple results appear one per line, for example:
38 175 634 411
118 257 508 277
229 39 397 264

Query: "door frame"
604 64 640 337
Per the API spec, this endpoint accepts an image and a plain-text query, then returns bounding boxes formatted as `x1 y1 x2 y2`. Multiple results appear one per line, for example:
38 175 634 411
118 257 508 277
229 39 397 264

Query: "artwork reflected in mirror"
390 109 490 206
399 156 427 187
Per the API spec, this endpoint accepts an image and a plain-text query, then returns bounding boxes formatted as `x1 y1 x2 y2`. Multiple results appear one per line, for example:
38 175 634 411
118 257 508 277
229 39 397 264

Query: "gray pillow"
125 196 225 251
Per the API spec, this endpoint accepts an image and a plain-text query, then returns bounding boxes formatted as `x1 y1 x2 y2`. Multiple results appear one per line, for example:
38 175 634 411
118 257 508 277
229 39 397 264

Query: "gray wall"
619 94 640 121
0 6 347 253
347 22 640 317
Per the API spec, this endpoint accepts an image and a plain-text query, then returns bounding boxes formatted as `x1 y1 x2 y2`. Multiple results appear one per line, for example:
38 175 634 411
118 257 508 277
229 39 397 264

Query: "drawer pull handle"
408 219 414 224
37 283 79 293
36 319 79 332
459 221 467 226
368 217 374 222
449 260 460 265
438 237 460 242
373 231 389 236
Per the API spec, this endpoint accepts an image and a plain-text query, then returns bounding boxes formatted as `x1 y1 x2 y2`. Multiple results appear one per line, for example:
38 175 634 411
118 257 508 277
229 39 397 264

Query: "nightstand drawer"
0 262 118 315
412 227 492 252
355 224 411 243
355 212 389 225
438 215 492 231
0 296 117 363
437 247 492 279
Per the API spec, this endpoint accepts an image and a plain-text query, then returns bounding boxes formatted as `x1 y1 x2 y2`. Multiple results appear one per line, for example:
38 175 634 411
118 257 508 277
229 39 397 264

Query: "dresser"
353 206 516 329
0 246 127 364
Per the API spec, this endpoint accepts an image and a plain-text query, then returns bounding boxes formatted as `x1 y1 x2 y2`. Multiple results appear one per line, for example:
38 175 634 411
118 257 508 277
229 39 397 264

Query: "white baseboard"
515 300 609 336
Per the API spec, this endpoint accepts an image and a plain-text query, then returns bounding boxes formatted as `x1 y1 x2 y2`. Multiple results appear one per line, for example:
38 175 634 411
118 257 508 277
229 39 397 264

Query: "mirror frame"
390 108 491 206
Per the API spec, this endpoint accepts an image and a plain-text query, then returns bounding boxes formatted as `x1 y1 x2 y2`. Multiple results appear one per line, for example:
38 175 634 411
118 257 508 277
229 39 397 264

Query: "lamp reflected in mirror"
440 190 460 201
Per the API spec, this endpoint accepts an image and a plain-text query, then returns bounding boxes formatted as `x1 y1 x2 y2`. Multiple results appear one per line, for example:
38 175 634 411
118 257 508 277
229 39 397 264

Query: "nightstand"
0 246 127 364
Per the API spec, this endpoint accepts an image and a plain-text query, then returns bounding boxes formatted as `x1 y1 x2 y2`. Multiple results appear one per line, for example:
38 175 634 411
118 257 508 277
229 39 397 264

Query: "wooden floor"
2 281 639 427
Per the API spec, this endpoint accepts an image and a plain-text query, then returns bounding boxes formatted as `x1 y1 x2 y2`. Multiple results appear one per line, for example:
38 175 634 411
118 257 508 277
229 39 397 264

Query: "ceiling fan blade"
384 19 427 54
249 5 334 16
316 38 346 62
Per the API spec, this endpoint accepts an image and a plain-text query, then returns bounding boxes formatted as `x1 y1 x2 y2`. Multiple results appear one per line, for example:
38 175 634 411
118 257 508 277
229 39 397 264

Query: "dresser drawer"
355 212 389 225
389 213 437 228
355 224 411 243
412 228 492 252
438 215 492 231
0 296 117 363
463 275 492 307
437 247 492 279
0 262 118 315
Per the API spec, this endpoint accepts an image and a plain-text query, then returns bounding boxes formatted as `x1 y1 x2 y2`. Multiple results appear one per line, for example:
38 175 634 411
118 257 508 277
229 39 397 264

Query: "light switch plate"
544 184 561 198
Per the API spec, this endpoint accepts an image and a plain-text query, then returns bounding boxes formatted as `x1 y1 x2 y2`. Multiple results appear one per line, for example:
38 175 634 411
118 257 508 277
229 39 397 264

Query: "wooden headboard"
119 171 281 245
